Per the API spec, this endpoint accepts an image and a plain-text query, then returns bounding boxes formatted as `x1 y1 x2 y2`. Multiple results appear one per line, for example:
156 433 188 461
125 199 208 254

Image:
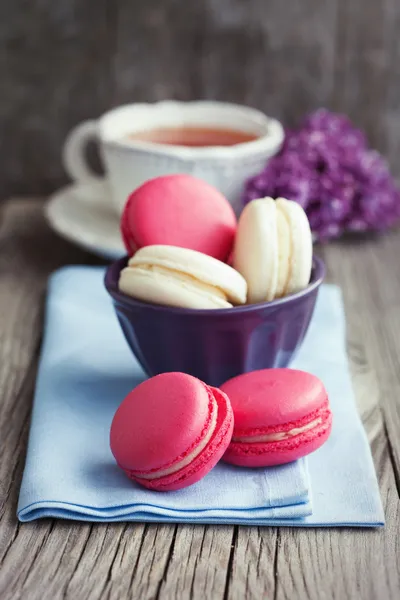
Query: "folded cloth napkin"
18 267 384 526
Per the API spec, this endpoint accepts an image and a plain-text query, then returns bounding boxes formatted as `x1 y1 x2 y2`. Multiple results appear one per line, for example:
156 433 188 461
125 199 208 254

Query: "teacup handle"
62 120 104 185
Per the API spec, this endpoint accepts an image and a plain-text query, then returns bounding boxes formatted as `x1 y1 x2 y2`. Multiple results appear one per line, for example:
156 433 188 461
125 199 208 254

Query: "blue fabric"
17 267 384 527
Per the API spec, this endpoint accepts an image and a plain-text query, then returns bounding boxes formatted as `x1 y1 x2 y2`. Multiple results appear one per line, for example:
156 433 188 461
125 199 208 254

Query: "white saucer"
45 181 125 260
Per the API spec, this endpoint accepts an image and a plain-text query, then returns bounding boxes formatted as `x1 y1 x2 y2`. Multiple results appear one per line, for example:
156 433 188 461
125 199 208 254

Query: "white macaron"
233 197 313 304
119 245 247 310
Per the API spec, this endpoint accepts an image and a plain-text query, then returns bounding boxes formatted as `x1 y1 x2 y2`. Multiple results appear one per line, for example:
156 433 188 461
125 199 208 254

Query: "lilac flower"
243 108 400 241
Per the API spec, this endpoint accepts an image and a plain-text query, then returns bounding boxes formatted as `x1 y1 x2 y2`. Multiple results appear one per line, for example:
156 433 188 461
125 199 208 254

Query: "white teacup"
62 100 284 217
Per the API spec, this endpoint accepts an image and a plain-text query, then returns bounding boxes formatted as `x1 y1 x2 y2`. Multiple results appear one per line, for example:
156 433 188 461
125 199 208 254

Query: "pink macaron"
110 372 234 491
120 174 237 261
221 369 332 467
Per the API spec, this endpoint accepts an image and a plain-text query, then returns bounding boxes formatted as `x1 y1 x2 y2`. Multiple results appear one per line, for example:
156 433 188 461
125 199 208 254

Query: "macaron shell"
221 369 332 467
129 245 247 305
220 369 327 431
110 373 213 473
121 198 138 255
121 174 237 261
275 206 292 297
223 409 332 467
127 386 234 491
233 197 278 303
119 265 232 309
276 198 312 295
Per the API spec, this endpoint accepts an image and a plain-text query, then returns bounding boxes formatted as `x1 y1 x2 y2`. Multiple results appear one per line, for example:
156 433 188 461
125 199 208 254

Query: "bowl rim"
104 254 325 317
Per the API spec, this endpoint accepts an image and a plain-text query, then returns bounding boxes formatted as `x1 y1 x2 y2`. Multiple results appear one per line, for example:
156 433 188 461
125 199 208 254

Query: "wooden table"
0 199 399 600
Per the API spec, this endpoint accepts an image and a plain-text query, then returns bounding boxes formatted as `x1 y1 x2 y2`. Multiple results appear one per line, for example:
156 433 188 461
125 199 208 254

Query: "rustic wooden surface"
0 198 399 599
1 0 400 198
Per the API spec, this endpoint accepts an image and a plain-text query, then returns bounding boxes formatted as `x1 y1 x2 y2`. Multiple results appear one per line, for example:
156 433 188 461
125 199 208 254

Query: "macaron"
121 174 237 261
221 369 332 467
233 197 313 303
118 244 247 309
110 372 234 491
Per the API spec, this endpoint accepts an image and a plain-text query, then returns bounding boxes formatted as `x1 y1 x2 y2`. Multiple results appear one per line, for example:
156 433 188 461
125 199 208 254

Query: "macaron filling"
231 400 331 446
275 205 292 297
276 197 313 295
232 416 322 443
120 264 232 308
126 388 219 481
118 245 248 309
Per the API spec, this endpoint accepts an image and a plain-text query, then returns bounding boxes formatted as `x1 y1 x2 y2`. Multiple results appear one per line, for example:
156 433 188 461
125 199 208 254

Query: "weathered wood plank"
226 526 278 599
322 233 400 485
156 526 236 600
0 200 104 600
273 433 399 600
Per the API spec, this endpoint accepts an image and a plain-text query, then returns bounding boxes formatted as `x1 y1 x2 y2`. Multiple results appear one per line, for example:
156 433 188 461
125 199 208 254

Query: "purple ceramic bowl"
104 256 325 387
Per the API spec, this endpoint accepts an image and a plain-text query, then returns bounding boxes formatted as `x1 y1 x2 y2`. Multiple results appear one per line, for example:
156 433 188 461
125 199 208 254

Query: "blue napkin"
18 267 384 526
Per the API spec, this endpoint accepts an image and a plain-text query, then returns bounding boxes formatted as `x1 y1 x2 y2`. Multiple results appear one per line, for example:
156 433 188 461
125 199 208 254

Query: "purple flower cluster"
243 109 400 241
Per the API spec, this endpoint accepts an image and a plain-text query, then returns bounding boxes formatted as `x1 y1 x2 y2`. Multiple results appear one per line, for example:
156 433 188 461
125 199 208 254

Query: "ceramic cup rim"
104 254 325 318
98 100 284 162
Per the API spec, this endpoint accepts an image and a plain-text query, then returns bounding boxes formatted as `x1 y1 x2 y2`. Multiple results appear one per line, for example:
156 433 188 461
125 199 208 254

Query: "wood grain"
0 199 399 599
323 234 400 484
1 0 400 198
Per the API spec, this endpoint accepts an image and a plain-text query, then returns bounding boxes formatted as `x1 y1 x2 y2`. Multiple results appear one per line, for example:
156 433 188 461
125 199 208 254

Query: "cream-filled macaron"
233 197 312 304
119 245 247 309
